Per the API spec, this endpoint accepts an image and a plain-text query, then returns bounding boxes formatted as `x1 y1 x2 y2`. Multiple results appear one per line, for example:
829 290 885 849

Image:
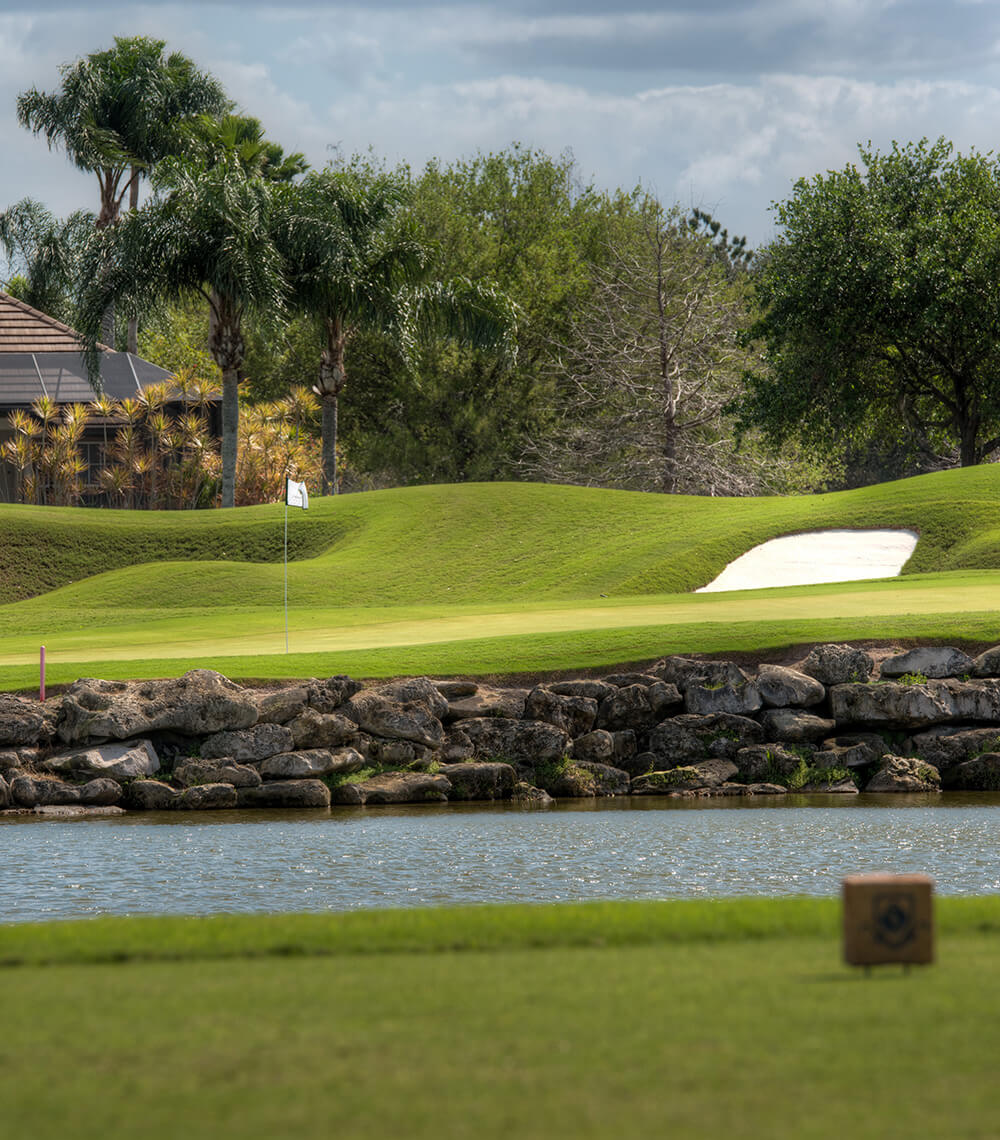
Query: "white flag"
286 479 308 509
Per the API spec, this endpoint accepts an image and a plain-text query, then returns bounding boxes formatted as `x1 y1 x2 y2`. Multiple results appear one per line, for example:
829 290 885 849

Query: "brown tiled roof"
0 291 109 353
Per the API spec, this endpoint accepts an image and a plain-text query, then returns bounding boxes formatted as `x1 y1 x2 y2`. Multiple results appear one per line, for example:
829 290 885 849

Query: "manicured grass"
3 899 1000 1139
7 467 1000 683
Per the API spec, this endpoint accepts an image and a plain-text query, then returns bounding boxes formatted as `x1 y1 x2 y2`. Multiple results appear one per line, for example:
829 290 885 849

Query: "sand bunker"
697 529 919 593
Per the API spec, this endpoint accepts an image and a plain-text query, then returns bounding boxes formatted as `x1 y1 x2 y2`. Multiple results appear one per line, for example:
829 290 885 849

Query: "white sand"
697 529 919 593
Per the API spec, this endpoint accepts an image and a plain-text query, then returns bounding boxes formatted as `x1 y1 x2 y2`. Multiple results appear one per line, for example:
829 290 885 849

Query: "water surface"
3 794 999 923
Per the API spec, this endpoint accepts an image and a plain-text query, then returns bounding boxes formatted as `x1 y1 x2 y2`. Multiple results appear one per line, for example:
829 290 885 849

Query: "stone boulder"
880 647 974 680
907 727 1000 772
655 657 745 691
734 744 805 785
333 771 451 805
972 647 1000 678
10 775 121 808
512 782 554 805
612 730 638 762
460 717 569 764
237 780 331 809
745 783 787 795
0 694 58 746
758 709 836 742
287 709 360 750
755 665 825 709
602 672 664 688
545 762 599 797
43 739 159 783
568 761 631 797
683 677 761 717
548 679 617 702
361 737 433 767
800 644 873 685
648 713 763 764
0 773 8 808
433 680 478 699
445 687 529 721
830 679 1000 730
597 682 682 732
615 751 659 778
632 757 737 794
173 760 261 788
812 733 888 770
943 753 1000 791
441 726 475 763
523 687 598 738
124 780 179 810
342 690 444 748
438 761 516 801
259 748 364 780
253 679 307 725
175 783 238 810
58 670 258 745
305 675 363 713
799 776 859 794
254 685 310 725
33 804 126 819
571 729 615 764
865 756 941 793
374 677 449 721
201 723 294 762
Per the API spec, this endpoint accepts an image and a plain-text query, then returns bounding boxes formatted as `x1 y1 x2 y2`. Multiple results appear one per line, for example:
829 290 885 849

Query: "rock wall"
4 645 1000 816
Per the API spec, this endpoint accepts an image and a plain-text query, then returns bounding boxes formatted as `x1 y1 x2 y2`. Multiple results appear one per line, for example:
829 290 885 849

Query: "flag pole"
284 492 289 654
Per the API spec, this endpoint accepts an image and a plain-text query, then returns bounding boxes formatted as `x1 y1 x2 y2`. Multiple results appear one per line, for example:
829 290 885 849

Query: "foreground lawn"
2 899 999 1140
6 467 1000 683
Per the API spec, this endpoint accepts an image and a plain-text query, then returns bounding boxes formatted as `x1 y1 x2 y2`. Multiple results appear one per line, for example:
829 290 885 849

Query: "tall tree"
78 154 286 508
17 35 228 346
523 195 758 495
735 138 1000 470
276 168 515 494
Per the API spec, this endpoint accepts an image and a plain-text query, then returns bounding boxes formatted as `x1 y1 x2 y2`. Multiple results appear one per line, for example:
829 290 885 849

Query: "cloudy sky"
1 0 1000 247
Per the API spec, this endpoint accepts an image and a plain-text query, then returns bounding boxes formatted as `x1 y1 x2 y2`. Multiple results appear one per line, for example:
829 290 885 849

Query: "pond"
3 794 1000 923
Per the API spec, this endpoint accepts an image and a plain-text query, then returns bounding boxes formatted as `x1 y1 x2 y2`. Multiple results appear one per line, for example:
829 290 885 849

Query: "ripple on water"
3 794 1000 923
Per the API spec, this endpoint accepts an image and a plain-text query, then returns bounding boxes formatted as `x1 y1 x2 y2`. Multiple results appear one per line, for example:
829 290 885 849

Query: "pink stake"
40 645 46 703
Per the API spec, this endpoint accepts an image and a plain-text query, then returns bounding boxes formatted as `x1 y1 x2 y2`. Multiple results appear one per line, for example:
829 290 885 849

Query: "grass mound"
5 466 1000 683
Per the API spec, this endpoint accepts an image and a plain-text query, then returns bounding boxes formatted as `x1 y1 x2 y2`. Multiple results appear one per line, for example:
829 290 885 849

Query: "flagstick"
284 497 289 654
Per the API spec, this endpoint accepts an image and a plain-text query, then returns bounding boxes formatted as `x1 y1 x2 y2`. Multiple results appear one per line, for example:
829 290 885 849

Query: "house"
0 291 218 503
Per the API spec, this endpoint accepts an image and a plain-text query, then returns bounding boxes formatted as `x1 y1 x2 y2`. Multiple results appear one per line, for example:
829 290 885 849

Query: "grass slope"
3 900 1000 1140
6 467 1000 683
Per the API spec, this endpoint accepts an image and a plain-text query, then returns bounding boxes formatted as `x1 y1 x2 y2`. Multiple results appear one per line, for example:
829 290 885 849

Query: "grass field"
3 898 999 1139
6 466 1000 685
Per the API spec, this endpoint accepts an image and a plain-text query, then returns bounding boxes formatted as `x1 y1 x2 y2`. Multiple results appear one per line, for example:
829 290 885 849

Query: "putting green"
7 569 1000 671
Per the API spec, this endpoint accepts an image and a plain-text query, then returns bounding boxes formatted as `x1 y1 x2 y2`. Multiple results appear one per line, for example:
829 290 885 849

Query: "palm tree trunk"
322 394 338 495
221 368 239 508
127 166 140 355
318 317 347 497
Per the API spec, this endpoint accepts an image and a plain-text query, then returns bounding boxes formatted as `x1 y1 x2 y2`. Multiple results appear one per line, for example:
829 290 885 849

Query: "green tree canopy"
736 138 1000 469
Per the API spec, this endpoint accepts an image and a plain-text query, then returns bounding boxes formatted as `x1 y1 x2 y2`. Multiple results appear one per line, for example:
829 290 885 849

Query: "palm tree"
17 35 229 347
78 153 286 508
0 199 95 325
276 169 516 494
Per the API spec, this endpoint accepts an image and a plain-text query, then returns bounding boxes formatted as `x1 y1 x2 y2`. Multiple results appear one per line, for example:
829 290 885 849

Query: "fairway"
2 900 998 1140
6 467 1000 683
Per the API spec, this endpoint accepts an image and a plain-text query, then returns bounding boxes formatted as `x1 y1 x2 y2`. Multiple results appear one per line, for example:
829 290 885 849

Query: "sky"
1 0 1000 248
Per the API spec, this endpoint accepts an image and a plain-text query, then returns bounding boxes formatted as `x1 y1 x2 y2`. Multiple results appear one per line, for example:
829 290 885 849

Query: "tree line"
5 36 1000 508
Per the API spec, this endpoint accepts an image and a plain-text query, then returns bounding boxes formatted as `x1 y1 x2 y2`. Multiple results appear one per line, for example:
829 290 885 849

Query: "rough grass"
7 467 1000 684
3 899 1000 1140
